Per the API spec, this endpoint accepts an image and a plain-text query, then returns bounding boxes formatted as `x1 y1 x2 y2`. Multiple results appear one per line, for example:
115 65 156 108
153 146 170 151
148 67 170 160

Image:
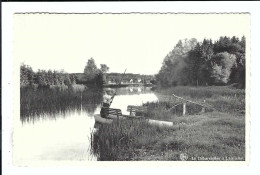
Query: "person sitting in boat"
103 90 113 107
100 90 116 118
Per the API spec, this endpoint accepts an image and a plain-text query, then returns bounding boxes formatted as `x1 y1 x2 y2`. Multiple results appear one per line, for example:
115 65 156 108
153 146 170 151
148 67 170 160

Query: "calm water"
15 86 158 164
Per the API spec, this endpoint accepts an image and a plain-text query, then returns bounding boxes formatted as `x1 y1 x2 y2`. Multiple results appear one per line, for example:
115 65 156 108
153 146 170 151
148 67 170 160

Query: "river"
14 86 158 165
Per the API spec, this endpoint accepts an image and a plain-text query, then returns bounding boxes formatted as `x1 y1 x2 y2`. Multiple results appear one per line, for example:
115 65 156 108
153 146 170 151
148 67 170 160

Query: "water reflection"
20 87 103 122
15 86 158 164
106 86 153 96
110 93 158 115
14 107 100 164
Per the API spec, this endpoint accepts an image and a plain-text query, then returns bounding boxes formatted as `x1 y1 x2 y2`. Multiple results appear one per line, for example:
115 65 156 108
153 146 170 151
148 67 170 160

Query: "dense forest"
156 36 246 88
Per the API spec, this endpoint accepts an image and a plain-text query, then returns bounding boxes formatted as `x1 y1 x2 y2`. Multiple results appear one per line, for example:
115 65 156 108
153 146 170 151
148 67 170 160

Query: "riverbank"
92 86 245 161
103 83 154 88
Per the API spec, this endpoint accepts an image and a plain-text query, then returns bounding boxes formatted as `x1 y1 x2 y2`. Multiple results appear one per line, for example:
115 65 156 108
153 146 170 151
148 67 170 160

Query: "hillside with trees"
156 36 246 88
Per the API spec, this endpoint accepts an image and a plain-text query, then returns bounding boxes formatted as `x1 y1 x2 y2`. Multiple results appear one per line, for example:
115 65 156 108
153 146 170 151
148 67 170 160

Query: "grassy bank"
92 112 245 161
154 85 245 114
93 86 245 161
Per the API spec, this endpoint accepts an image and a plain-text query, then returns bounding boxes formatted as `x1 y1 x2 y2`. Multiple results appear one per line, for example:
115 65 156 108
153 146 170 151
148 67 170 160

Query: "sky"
14 13 250 75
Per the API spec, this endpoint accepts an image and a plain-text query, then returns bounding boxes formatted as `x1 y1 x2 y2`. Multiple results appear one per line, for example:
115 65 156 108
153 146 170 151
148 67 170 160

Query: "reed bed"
20 87 103 122
91 119 173 160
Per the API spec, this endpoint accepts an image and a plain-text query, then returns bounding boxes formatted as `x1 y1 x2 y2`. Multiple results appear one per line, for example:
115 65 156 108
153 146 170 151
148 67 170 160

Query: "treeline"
106 73 154 84
73 73 154 85
73 58 155 85
156 36 246 88
20 58 109 89
20 64 76 89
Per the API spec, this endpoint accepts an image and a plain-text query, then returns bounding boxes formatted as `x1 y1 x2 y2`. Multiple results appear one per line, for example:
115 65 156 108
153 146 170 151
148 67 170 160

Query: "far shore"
103 83 154 88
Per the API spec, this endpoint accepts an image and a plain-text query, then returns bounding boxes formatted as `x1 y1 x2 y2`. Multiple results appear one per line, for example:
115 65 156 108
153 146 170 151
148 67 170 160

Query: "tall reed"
91 119 172 160
20 87 103 122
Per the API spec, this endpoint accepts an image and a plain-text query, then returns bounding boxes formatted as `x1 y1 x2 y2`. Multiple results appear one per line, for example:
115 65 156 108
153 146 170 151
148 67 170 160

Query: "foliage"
210 52 237 84
21 58 109 88
20 64 34 87
84 57 98 82
82 58 110 86
156 36 246 88
20 64 76 89
100 64 109 73
156 38 198 86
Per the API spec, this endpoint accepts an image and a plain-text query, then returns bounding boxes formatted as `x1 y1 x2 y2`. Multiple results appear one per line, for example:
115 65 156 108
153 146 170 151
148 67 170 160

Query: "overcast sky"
14 14 249 75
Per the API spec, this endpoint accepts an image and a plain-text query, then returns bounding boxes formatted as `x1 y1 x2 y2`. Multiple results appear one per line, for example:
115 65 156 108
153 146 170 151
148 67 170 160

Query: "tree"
84 58 98 82
100 64 109 84
20 63 34 87
156 38 198 86
35 70 48 87
210 52 236 84
185 43 204 85
69 74 76 85
100 64 109 73
64 74 71 86
94 70 104 87
155 36 245 87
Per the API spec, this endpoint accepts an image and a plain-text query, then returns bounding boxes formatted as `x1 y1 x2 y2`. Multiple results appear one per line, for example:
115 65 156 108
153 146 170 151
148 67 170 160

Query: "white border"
2 1 260 175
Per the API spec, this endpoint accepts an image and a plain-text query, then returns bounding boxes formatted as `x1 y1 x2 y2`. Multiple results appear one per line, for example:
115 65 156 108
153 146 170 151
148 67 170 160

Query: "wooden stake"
201 107 205 113
183 103 186 116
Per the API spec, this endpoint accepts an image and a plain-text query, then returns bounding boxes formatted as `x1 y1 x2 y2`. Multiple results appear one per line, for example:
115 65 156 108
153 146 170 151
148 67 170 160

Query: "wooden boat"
94 113 126 123
93 106 173 134
93 113 126 134
94 114 113 124
93 108 144 133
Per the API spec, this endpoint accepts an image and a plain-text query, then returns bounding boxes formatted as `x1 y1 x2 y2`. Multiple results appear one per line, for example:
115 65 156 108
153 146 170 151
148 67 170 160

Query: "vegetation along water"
20 36 246 161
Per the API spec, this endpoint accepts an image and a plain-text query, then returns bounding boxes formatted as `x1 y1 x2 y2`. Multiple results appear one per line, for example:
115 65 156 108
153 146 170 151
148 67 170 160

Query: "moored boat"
93 114 126 133
94 114 113 124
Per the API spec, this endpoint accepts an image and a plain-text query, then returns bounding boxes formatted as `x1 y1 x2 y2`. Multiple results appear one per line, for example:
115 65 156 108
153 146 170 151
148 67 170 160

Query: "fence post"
201 107 205 113
201 99 206 113
183 102 186 116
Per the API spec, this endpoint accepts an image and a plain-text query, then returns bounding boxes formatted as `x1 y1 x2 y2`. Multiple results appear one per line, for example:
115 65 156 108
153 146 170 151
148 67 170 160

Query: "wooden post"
201 99 206 113
130 106 132 115
201 107 205 113
183 103 186 116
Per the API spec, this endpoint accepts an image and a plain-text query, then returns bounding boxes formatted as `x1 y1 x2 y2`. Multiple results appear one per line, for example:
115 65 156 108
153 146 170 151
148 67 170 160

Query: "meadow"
92 85 245 161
